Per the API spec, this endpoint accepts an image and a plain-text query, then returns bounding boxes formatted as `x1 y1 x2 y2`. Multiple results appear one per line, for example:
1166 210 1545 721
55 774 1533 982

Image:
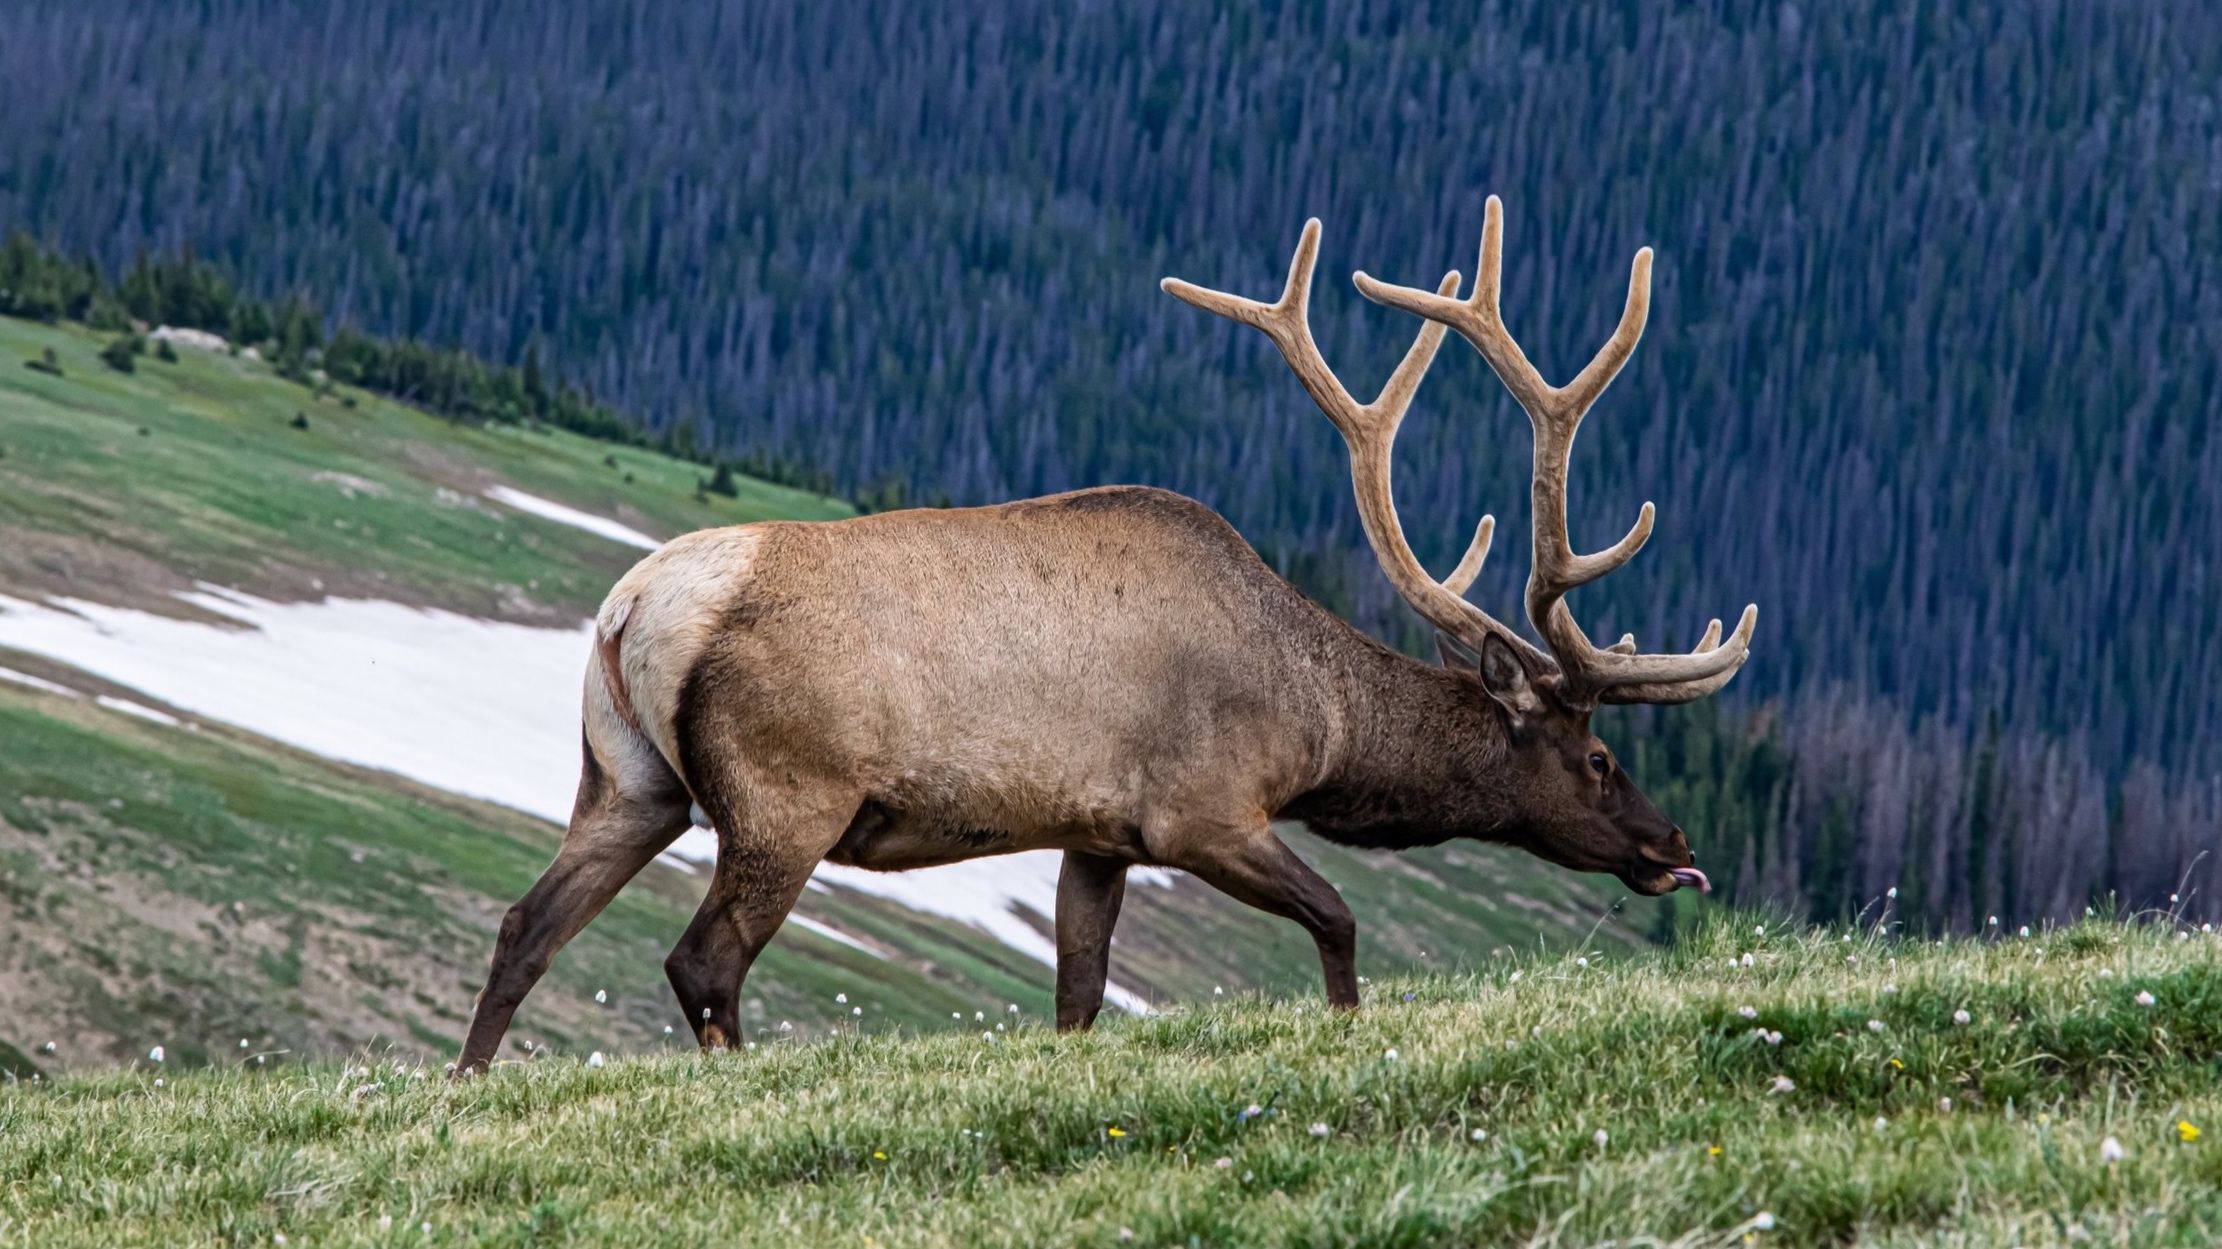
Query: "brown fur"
454 485 1703 1073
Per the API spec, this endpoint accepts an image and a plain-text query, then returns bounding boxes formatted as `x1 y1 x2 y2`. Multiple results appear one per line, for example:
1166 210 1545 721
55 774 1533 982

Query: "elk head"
1162 198 1757 896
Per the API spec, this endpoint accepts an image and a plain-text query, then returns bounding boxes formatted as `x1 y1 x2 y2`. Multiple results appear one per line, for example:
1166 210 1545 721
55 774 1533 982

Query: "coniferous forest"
0 0 2215 925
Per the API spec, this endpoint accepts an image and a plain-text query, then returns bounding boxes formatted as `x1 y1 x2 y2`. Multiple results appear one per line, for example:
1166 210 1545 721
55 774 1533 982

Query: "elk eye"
1589 752 1610 776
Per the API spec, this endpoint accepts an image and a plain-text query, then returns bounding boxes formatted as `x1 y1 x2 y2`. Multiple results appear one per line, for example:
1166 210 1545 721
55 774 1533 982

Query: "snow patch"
96 695 186 728
484 486 661 551
0 666 80 698
784 914 887 959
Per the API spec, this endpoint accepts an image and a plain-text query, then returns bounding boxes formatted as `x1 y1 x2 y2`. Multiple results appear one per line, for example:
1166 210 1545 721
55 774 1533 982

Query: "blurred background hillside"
1 0 2215 934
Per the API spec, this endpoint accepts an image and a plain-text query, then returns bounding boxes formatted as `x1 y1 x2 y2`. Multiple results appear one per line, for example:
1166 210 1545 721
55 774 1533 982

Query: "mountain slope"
0 315 1645 1068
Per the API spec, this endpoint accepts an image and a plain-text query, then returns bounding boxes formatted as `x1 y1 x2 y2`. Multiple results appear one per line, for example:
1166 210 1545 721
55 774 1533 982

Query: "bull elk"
455 197 1756 1074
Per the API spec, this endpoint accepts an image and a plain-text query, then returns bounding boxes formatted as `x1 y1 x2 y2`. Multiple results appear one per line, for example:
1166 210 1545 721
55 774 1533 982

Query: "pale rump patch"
595 527 763 778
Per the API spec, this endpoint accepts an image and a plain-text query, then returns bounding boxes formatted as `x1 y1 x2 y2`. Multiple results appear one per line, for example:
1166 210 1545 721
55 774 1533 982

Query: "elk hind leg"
456 740 690 1075
665 776 860 1049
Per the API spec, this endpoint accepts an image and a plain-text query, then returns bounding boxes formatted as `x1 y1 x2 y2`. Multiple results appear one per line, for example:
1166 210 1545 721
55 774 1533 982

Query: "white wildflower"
1576 957 1589 968
593 989 607 1004
975 1011 986 1022
1867 1019 1886 1033
1592 1129 1609 1148
1763 1030 1783 1046
1213 1156 1233 1170
379 1215 393 1230
1752 1212 1776 1231
852 1007 863 1017
1383 1047 1399 1061
834 993 847 1004
2134 991 2155 1007
1738 1005 1758 1019
1470 1128 1489 1142
1886 886 1898 899
1988 916 1999 926
981 1031 996 1044
1872 1116 1889 1132
1008 1004 1020 1014
1938 1097 1953 1112
587 1052 605 1068
2018 925 2031 938
1771 1076 1795 1094
1952 1009 1972 1025
1882 983 1898 995
40 1042 55 1054
148 1046 164 1063
1309 1122 1331 1138
2101 1135 2126 1164
1214 985 1224 996
2099 969 2113 978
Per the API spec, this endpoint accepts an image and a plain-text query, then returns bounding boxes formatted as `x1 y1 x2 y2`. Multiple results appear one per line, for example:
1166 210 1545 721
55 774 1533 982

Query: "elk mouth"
1620 863 1712 896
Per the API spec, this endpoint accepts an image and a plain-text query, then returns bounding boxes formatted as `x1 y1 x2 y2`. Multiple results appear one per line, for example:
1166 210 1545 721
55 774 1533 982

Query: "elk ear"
1436 632 1480 676
1474 633 1545 726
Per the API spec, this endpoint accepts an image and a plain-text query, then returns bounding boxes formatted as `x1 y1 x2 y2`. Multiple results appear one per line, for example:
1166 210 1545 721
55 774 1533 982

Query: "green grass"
4 917 2216 1247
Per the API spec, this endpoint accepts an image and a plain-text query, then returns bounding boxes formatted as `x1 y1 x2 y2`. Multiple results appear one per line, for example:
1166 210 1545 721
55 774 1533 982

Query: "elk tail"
595 592 645 739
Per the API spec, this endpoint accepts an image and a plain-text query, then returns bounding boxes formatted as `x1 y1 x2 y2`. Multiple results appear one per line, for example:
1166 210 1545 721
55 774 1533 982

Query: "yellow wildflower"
2179 1120 2202 1143
1106 1126 1127 1139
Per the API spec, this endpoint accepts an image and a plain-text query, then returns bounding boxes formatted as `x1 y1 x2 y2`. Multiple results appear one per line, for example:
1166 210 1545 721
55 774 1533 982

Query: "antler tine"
1162 223 1544 662
1355 196 1758 706
1438 515 1494 597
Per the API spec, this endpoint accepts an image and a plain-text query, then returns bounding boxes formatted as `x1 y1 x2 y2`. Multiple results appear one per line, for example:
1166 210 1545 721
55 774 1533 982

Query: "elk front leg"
1160 821 1359 1011
663 782 859 1050
1054 851 1129 1031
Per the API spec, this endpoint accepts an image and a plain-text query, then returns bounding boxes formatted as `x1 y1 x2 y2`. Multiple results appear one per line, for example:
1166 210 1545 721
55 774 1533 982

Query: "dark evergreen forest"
1 0 2214 923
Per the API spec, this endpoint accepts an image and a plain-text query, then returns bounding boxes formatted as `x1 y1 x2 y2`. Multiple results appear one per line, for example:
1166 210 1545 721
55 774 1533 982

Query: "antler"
1353 196 1756 706
1160 220 1549 666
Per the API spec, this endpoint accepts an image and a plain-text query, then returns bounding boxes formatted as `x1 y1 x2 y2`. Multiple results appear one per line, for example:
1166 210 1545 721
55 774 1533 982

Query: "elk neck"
1279 639 1527 852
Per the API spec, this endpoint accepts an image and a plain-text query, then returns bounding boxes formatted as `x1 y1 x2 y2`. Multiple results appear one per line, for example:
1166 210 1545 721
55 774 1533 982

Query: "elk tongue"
1667 866 1712 894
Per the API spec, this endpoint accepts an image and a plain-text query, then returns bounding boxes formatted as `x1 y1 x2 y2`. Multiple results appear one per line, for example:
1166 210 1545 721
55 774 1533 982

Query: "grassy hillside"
0 315 1647 1070
0 315 847 625
2 918 2215 1247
